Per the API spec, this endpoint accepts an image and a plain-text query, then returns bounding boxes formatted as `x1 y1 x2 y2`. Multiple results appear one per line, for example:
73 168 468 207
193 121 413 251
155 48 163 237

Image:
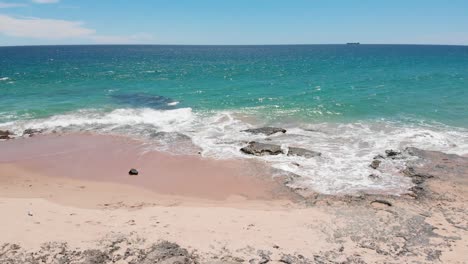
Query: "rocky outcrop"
150 131 192 142
241 142 283 156
242 127 286 136
403 147 468 184
287 147 321 158
23 128 42 137
240 142 321 158
141 241 191 264
0 130 13 140
0 240 195 264
129 168 139 175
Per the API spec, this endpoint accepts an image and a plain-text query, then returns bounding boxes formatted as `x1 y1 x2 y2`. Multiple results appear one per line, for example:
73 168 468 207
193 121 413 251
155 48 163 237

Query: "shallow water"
1 45 468 194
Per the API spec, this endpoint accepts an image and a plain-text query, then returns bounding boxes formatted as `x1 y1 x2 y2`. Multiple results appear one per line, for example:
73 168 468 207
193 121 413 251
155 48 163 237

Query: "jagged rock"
242 127 286 136
385 149 401 157
129 168 139 175
403 147 468 183
23 128 42 137
279 254 295 264
241 142 283 156
287 147 321 158
141 241 191 264
82 249 110 264
0 130 13 140
150 131 192 142
257 250 271 264
279 254 312 264
373 154 385 160
370 160 381 169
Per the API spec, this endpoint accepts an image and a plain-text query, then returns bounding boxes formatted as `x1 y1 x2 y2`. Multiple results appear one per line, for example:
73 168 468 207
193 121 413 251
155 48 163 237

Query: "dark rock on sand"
403 147 468 183
141 241 191 264
82 249 111 264
370 160 381 169
279 254 312 264
129 168 139 175
287 147 321 158
0 130 13 140
241 142 283 156
242 127 286 136
23 128 42 137
371 200 392 207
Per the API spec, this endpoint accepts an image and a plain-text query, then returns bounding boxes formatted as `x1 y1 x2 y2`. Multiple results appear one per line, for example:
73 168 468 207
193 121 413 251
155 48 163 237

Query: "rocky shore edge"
1 127 467 263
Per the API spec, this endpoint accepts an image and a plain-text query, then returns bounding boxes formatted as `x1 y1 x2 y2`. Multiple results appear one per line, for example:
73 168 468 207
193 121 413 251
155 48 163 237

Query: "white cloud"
0 14 155 44
32 0 59 3
0 14 95 39
0 2 28 8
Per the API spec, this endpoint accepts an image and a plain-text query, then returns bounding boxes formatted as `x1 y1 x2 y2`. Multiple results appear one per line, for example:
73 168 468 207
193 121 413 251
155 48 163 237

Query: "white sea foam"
167 101 179 106
2 108 467 195
0 77 10 81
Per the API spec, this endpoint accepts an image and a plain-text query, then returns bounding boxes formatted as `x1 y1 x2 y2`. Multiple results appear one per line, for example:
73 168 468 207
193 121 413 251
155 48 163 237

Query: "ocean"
1 45 468 194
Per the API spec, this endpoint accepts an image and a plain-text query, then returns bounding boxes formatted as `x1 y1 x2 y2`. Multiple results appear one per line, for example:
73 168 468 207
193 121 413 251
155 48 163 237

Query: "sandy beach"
0 133 467 263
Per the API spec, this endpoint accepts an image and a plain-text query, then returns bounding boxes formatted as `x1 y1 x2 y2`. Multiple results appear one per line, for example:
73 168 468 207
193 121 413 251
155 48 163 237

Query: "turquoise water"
1 45 468 194
1 45 467 126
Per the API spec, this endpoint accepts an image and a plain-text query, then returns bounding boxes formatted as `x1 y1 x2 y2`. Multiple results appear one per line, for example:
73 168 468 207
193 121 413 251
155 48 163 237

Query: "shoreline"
0 133 297 202
1 133 467 263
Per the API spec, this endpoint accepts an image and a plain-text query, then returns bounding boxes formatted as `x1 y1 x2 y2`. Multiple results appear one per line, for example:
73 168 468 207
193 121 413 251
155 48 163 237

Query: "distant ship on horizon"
346 42 360 45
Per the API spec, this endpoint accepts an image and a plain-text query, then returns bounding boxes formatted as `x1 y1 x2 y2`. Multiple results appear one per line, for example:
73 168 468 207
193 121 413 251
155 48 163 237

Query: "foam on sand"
1 107 467 195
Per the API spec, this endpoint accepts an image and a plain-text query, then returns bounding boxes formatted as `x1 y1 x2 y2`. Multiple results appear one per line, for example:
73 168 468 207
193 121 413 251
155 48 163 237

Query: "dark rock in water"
23 128 42 137
369 174 380 180
240 142 283 156
370 160 381 169
287 147 321 158
150 131 192 142
129 168 139 175
373 154 385 160
385 149 401 157
111 93 179 110
0 130 13 140
242 127 286 136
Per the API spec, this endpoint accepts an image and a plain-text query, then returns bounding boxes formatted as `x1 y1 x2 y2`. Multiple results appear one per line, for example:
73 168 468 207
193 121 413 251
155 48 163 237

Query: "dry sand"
0 134 467 263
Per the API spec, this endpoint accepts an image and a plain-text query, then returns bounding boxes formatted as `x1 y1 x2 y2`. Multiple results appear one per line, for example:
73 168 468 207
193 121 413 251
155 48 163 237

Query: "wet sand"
0 134 293 201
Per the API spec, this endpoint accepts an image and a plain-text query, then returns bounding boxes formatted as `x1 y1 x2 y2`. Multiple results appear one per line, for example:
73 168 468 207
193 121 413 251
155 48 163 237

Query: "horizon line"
1 43 467 48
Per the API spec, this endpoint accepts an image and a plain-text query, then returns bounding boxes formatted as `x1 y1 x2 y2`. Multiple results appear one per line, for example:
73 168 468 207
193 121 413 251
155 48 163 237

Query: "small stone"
371 200 392 207
28 211 33 216
370 159 381 169
242 127 286 136
129 168 139 175
385 149 401 157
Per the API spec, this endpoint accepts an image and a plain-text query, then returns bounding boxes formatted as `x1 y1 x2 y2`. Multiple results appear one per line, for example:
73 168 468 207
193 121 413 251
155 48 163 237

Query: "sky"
0 0 468 46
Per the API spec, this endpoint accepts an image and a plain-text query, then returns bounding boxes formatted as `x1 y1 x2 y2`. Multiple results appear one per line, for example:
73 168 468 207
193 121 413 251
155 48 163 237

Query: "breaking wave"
1 107 467 195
